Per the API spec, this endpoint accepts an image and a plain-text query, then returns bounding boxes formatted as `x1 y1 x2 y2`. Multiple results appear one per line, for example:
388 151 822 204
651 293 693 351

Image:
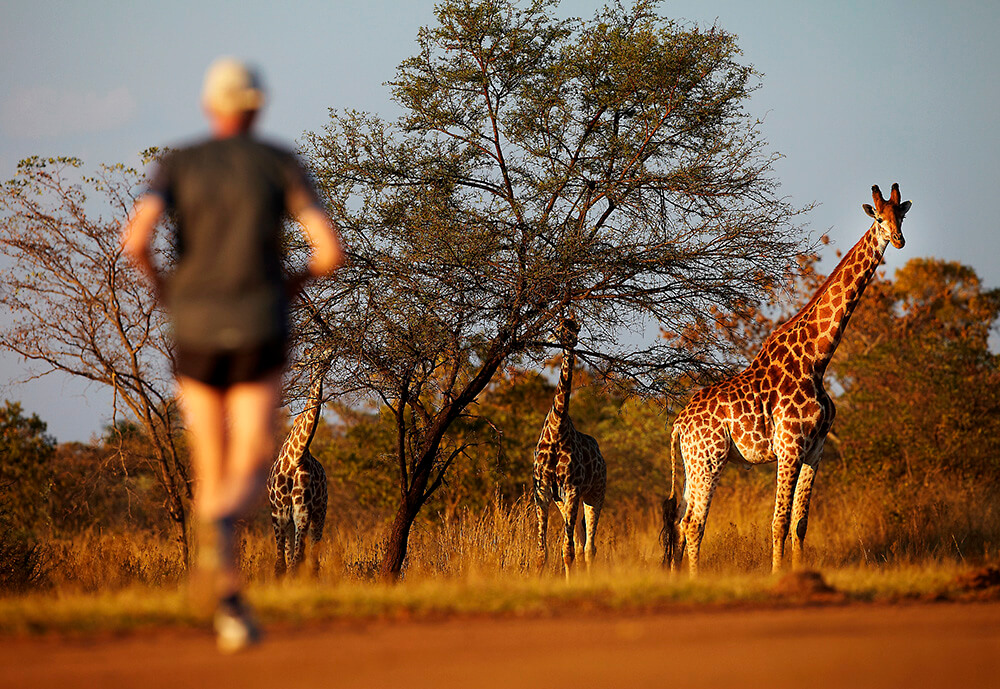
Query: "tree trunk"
148 435 193 567
379 497 421 580
379 449 435 580
175 506 192 567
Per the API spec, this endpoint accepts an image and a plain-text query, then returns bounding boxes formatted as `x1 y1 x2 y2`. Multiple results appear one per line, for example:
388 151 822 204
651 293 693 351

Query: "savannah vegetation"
1 0 999 629
2 249 999 625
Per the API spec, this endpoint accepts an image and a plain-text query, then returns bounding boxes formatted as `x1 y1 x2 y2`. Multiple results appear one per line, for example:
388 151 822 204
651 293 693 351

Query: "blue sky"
2 0 998 442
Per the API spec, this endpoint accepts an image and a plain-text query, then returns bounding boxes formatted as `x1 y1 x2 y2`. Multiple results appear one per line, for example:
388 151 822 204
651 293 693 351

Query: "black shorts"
175 338 287 390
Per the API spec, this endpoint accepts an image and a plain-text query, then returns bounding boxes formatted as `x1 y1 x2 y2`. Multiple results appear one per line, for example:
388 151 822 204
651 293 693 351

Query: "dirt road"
2 601 998 689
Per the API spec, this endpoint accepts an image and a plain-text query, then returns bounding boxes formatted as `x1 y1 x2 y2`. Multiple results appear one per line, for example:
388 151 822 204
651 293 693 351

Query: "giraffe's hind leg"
290 502 311 573
679 456 725 577
557 489 581 579
574 513 587 557
283 521 296 571
308 505 326 577
672 520 687 574
272 513 288 577
533 482 550 573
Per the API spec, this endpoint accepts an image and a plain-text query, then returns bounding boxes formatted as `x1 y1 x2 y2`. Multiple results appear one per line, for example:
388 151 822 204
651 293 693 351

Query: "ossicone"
889 183 901 204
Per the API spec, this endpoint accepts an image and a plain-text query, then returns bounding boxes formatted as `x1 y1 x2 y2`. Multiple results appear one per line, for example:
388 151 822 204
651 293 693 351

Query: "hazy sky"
1 0 998 442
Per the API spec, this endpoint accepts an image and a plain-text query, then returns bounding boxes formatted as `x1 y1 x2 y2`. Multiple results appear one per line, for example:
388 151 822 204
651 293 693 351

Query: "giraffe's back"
534 415 606 502
570 431 606 500
268 453 327 521
674 369 776 465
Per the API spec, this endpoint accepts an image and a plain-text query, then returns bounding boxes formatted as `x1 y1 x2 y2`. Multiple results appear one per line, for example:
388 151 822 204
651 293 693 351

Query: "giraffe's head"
862 183 911 250
554 315 580 349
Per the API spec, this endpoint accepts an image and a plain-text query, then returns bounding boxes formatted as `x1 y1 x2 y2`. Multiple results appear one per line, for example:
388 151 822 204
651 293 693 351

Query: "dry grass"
1 475 997 636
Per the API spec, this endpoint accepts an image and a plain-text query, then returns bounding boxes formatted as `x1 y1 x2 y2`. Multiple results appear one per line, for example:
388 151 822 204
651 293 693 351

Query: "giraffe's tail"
659 425 682 567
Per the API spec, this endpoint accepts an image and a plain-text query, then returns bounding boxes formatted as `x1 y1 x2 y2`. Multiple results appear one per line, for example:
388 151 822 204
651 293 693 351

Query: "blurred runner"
122 56 345 652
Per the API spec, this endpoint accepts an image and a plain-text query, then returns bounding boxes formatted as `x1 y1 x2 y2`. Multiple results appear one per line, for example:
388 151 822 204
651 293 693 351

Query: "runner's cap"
201 57 265 115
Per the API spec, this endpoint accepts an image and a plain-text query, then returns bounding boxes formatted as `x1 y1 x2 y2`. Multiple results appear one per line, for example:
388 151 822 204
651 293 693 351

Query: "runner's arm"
298 205 346 277
121 195 167 300
286 205 346 299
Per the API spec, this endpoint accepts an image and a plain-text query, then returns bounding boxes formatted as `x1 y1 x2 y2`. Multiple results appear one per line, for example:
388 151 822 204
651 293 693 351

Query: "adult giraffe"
663 183 912 576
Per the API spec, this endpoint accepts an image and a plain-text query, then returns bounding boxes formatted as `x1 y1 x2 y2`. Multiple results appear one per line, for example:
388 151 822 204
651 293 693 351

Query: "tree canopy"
299 0 808 575
0 156 193 558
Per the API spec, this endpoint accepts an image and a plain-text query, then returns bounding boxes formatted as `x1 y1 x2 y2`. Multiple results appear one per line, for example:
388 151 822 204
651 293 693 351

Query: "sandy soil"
1 601 998 689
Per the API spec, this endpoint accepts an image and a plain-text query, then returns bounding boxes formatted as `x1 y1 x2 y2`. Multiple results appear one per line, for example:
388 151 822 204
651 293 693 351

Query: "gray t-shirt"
148 136 320 350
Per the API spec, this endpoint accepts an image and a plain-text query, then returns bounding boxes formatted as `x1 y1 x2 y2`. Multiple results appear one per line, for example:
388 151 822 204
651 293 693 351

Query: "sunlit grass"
824 563 969 600
2 560 989 637
0 587 195 636
2 477 997 636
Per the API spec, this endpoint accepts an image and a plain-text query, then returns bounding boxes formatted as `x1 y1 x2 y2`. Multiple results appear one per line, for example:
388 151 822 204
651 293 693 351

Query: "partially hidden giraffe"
266 351 330 576
663 183 912 576
533 315 608 578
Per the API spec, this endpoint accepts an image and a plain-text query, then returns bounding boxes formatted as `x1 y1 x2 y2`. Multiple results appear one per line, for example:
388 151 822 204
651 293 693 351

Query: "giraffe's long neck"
280 370 324 466
786 223 887 373
551 344 575 421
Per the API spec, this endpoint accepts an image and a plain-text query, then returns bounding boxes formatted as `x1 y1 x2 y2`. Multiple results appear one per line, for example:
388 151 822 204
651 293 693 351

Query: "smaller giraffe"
533 315 607 578
266 352 329 577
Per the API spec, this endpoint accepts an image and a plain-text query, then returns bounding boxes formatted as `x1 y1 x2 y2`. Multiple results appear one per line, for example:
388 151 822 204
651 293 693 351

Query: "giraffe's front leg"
582 498 603 571
790 441 823 570
772 453 804 573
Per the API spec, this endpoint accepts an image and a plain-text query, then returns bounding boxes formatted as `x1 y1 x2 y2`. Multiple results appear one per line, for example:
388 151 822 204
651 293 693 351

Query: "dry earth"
1 601 998 689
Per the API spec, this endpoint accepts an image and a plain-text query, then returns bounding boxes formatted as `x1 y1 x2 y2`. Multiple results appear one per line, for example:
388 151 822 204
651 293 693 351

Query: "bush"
0 534 51 593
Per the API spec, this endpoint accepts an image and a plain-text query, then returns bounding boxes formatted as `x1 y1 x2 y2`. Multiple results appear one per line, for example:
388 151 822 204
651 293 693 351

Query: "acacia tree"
300 0 808 577
0 156 193 560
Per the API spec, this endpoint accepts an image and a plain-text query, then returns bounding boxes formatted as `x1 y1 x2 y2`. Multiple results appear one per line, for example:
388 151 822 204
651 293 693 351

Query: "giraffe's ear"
863 203 876 218
899 200 912 216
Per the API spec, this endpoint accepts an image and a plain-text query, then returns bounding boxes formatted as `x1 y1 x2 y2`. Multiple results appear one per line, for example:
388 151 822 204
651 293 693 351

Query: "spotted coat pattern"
266 361 329 576
664 184 912 576
533 316 607 577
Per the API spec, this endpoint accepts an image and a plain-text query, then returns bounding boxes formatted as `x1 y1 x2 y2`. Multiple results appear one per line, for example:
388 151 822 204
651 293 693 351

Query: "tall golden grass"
24 470 998 595
2 470 996 635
